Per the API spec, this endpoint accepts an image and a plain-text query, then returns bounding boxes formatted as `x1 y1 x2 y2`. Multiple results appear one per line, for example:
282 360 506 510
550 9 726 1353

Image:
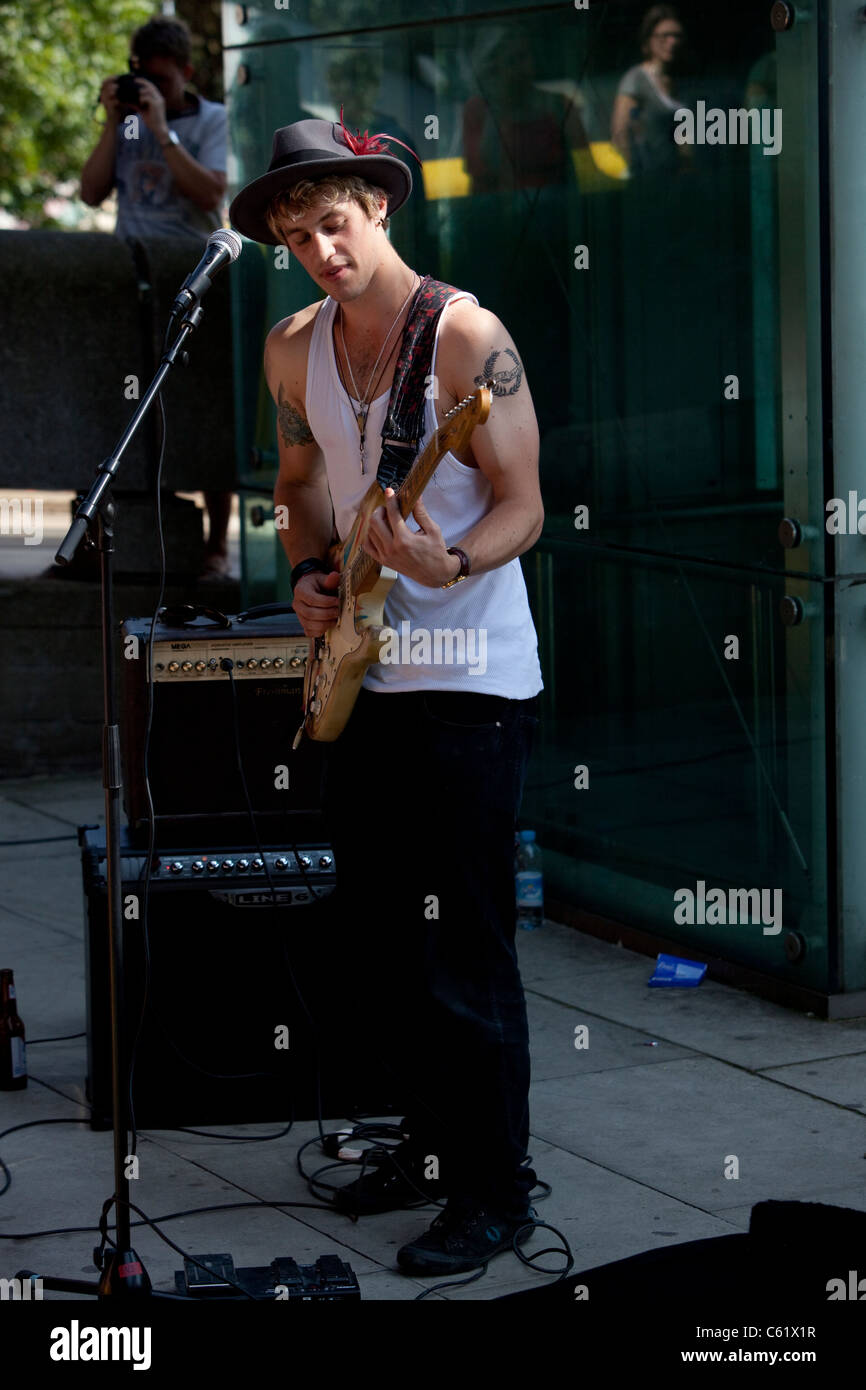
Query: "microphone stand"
27 302 205 1297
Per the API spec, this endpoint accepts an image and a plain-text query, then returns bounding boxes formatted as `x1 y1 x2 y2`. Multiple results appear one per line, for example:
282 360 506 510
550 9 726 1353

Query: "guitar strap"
376 274 462 493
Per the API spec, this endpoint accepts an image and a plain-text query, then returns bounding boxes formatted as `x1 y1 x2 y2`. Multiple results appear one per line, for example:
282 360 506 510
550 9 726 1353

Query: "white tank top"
304 289 543 698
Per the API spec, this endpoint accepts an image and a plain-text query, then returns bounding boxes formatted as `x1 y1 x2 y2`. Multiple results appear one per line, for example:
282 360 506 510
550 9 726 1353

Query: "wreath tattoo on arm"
474 347 523 397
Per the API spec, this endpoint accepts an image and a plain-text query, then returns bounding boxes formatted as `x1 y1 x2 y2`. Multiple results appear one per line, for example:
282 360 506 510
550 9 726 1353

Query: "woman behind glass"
611 5 690 179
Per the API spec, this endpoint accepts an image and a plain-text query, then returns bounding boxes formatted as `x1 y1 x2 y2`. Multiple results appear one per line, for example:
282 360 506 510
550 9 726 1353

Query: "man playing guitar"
230 116 544 1278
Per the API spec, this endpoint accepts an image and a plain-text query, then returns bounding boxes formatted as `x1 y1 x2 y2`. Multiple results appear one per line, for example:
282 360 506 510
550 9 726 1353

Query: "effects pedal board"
178 1252 360 1300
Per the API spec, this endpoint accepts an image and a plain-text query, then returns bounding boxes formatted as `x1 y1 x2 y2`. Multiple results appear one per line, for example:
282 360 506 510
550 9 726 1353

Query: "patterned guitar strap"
376 274 462 493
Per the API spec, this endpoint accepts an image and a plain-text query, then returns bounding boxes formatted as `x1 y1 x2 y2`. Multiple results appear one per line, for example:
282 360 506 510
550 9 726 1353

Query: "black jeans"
322 686 539 1215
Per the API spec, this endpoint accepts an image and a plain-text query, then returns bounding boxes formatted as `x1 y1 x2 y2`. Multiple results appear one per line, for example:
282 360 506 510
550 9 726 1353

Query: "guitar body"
295 386 492 744
301 565 396 743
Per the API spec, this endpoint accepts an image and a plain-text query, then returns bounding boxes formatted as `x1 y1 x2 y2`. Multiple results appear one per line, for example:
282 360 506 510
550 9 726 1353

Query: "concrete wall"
0 231 235 493
0 231 241 776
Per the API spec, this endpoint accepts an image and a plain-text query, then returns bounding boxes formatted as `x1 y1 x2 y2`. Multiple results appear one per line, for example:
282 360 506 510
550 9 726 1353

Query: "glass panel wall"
224 2 837 990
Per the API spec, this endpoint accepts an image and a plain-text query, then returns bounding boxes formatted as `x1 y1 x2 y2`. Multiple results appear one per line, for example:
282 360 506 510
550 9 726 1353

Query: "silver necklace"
338 273 418 472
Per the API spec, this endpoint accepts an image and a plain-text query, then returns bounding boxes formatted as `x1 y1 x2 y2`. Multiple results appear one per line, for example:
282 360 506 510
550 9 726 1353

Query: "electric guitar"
293 385 492 744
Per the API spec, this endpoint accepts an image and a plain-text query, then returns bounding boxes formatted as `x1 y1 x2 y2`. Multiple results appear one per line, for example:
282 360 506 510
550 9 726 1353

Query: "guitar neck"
346 387 489 597
393 428 444 519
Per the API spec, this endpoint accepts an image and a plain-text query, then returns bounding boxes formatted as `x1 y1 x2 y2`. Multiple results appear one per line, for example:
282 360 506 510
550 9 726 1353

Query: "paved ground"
2 773 866 1303
0 490 240 582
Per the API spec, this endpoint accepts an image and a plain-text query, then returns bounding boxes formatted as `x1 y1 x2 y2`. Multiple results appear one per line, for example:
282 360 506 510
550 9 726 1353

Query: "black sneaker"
333 1142 446 1216
396 1198 537 1275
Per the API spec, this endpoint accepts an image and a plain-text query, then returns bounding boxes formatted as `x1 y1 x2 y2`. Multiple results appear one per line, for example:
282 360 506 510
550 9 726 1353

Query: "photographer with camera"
81 14 226 241
80 15 232 579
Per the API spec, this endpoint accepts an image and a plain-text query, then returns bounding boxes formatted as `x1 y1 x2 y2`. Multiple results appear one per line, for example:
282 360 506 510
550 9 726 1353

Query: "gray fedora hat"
229 116 415 245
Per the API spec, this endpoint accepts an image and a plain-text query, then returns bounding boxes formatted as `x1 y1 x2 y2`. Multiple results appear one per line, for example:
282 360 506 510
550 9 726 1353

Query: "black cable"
0 1195 350 1241
143 1001 279 1082
414 1264 489 1299
26 1031 86 1045
0 834 78 847
295 1122 552 1216
296 1125 448 1214
511 1217 575 1280
0 1116 92 1200
126 354 171 1154
164 1121 294 1142
221 656 326 1141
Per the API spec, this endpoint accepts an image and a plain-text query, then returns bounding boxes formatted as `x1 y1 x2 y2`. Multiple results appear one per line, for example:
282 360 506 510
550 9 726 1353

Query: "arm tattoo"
474 347 523 397
277 383 314 446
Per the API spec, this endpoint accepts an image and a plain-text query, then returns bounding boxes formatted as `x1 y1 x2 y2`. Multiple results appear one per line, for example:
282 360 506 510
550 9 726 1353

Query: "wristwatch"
441 547 471 588
159 130 181 150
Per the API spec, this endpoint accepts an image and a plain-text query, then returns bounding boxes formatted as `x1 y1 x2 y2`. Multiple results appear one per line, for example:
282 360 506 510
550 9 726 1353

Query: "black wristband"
290 557 328 590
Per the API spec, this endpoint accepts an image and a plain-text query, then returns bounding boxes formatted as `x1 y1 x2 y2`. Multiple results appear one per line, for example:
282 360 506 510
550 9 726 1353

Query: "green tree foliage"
0 0 222 226
0 0 152 225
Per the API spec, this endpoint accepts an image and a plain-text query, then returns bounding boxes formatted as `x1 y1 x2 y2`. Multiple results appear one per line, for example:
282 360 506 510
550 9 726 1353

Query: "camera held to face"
114 73 142 110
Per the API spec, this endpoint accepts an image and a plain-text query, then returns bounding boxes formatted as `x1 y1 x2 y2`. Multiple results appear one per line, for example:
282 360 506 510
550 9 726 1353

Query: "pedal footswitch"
183 1253 236 1296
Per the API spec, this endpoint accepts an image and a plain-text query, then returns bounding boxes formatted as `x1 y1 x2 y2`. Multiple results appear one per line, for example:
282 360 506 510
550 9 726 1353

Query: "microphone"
171 228 243 315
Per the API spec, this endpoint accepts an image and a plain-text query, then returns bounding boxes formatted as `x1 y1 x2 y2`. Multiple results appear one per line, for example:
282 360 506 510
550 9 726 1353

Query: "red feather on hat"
338 105 422 167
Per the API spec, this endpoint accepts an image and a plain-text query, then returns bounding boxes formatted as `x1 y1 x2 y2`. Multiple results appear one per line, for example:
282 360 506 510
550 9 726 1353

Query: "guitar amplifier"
120 611 325 849
80 826 395 1128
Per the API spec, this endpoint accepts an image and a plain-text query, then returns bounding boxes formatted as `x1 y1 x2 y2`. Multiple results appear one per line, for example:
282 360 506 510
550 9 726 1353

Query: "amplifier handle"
235 602 297 622
157 603 231 628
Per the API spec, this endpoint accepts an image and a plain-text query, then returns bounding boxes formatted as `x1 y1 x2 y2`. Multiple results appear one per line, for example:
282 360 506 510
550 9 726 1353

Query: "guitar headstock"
437 384 492 456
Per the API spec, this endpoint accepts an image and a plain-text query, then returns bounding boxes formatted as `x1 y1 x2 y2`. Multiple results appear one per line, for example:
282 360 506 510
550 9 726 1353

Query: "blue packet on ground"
648 952 707 987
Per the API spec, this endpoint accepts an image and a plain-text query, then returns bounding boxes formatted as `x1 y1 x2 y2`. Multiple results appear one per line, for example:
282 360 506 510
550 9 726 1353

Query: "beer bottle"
0 969 27 1090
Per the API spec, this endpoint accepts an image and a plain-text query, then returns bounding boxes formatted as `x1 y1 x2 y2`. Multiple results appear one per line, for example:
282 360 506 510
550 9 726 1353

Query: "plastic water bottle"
515 830 544 930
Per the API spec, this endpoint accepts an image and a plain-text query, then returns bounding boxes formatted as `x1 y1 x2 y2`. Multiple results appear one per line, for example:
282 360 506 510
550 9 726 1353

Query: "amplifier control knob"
155 662 165 672
181 661 193 672
247 659 258 670
318 855 333 869
273 657 285 669
221 859 235 871
260 658 271 669
237 858 250 871
208 657 219 669
299 854 312 869
290 656 303 667
170 860 184 874
274 856 288 870
195 661 206 672
252 858 264 871
207 859 220 872
168 661 180 673
191 860 205 873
